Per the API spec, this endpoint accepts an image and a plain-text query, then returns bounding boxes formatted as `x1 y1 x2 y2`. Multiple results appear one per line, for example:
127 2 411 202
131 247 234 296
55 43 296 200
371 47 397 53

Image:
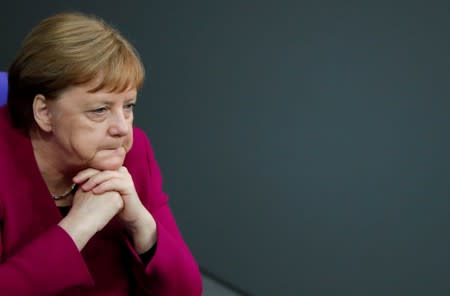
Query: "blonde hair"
8 12 145 131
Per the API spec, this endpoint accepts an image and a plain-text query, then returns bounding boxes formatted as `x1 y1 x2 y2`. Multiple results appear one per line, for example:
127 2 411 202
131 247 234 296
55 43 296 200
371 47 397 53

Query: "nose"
108 109 130 137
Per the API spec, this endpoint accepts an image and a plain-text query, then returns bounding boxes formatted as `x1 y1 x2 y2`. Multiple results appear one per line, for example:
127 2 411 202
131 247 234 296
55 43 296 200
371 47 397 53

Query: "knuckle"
114 196 124 209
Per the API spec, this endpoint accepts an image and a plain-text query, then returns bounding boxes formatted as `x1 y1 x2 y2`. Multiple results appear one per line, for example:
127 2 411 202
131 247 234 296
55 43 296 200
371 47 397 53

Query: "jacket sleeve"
124 128 202 296
0 223 93 296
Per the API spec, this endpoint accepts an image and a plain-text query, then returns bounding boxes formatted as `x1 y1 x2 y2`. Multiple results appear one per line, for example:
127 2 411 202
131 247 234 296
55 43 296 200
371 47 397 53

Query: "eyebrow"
88 97 137 106
125 97 137 103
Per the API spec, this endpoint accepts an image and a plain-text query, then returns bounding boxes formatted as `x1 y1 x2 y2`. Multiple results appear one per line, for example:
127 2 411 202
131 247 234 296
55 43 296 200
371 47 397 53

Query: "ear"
32 94 53 132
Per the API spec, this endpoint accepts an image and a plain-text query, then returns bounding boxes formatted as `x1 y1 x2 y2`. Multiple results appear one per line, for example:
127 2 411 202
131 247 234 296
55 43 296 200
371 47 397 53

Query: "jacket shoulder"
124 127 155 171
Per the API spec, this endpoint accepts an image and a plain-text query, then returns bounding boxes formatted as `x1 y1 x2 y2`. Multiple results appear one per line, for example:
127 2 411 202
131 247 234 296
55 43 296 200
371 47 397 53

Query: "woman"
0 12 202 295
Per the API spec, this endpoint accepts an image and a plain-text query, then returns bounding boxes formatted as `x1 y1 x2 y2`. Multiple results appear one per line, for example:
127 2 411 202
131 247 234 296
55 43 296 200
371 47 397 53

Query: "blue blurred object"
0 72 7 106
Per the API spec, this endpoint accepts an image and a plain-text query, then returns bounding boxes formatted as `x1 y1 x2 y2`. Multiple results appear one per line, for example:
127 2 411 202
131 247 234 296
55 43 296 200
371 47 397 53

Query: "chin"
92 158 125 171
91 147 128 171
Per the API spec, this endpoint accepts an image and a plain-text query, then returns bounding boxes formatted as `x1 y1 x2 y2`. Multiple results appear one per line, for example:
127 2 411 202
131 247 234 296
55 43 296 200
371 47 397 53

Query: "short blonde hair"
8 12 145 131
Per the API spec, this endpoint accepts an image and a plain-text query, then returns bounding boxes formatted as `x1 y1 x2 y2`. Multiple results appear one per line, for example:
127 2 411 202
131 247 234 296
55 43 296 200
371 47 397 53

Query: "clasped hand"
63 167 156 254
73 167 144 225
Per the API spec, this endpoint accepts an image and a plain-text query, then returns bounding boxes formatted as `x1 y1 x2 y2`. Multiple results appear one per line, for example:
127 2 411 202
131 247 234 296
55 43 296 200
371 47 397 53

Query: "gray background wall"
1 1 449 295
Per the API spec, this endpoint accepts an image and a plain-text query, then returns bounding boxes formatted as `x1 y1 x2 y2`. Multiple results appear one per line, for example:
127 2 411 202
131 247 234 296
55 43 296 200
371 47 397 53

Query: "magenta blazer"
0 106 202 295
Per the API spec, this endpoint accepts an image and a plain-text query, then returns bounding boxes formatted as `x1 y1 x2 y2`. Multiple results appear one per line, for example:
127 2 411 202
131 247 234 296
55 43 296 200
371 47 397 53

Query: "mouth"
102 142 130 154
102 146 126 154
103 145 124 150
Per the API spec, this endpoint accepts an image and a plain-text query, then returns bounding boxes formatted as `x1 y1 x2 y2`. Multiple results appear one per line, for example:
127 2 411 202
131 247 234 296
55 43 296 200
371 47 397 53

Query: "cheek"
70 130 103 156
125 132 134 151
74 139 98 158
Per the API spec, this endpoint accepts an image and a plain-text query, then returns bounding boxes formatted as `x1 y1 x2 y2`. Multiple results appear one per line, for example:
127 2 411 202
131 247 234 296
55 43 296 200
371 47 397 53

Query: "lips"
103 145 123 150
102 140 131 152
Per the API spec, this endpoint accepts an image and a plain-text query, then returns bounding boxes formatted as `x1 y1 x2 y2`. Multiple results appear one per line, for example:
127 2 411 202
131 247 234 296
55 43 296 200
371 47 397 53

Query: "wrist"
125 209 157 254
58 214 96 251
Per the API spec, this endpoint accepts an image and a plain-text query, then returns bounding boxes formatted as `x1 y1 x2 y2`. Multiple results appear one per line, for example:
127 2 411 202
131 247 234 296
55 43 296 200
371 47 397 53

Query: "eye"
88 107 109 120
124 103 136 111
91 107 108 115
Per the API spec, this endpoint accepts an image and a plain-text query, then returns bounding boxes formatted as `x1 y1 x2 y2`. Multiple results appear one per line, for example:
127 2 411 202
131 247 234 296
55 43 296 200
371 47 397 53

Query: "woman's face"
44 83 137 171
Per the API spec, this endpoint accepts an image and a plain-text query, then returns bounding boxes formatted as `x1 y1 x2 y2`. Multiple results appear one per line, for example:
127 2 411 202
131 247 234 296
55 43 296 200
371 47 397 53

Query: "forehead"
58 83 137 105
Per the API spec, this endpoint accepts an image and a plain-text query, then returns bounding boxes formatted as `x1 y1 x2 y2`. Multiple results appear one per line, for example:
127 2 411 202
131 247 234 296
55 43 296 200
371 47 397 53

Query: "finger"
81 170 122 191
119 166 129 173
91 178 129 195
73 168 101 184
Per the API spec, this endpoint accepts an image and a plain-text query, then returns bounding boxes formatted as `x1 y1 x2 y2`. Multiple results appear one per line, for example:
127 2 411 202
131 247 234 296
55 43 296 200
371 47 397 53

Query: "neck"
55 195 74 207
30 128 77 196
